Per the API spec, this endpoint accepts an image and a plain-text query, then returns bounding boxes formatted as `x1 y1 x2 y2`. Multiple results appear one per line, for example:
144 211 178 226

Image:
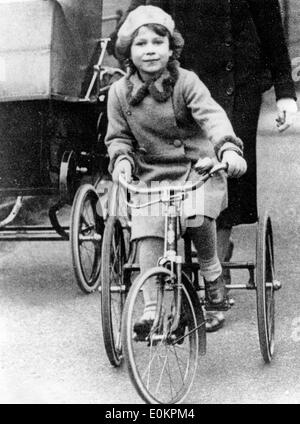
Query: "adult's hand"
276 98 298 132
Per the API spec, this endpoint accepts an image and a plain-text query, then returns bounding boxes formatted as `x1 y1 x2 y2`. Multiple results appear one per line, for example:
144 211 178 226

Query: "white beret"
116 6 175 59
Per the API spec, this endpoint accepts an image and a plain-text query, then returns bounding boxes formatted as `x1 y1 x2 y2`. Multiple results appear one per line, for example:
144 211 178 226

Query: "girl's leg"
137 237 164 321
185 217 225 304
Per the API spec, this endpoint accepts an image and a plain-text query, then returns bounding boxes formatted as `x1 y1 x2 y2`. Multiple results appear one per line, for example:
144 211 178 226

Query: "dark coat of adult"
111 0 296 226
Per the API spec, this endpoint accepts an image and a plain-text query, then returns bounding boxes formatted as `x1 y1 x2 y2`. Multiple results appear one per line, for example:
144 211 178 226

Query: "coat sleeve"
182 71 244 160
248 0 296 100
105 82 136 174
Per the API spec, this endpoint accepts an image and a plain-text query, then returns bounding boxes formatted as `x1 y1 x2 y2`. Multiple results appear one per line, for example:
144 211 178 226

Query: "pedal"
133 314 165 345
266 280 281 291
273 280 282 291
133 332 148 343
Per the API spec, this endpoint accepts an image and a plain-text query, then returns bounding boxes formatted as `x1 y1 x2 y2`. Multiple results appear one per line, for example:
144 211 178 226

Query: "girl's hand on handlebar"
194 157 214 174
222 150 247 178
112 159 132 183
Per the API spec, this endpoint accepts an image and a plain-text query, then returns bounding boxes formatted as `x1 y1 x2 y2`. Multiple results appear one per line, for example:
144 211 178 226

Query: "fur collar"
126 61 179 106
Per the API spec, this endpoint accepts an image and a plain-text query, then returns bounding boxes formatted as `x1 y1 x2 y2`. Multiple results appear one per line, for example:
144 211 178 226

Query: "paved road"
1 94 300 404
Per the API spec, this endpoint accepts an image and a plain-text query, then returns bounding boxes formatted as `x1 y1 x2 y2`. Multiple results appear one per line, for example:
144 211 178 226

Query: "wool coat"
115 0 295 108
105 66 242 239
111 0 296 226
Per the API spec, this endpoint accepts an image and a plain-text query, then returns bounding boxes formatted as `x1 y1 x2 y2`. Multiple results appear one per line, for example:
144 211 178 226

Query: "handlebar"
118 162 228 195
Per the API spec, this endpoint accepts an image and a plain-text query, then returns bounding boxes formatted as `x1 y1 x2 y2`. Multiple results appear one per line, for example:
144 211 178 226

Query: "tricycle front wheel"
122 267 205 404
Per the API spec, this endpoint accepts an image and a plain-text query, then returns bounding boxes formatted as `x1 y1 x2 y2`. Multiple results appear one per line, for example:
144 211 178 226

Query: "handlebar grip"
208 162 228 175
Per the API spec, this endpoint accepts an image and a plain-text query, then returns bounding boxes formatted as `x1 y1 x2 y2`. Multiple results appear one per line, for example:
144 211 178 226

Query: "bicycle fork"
155 201 183 336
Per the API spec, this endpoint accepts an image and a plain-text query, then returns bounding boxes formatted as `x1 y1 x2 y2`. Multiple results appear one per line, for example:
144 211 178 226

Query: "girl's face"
130 26 173 80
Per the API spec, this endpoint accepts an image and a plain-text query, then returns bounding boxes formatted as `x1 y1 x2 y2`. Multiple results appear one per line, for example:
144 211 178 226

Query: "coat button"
225 38 232 47
173 139 182 148
226 61 234 71
224 21 231 31
138 147 147 155
226 86 234 96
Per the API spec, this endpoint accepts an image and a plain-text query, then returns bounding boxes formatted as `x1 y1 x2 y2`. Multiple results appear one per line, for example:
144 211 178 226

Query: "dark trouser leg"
217 84 262 264
213 85 262 328
218 84 262 229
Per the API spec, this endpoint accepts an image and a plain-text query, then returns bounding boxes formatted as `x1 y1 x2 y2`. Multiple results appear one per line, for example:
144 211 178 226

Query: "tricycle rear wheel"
101 216 128 367
256 213 275 363
70 184 104 293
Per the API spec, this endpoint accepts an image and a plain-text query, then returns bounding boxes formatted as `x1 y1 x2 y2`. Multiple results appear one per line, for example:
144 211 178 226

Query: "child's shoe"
205 311 225 332
205 275 226 305
133 318 154 341
133 305 157 341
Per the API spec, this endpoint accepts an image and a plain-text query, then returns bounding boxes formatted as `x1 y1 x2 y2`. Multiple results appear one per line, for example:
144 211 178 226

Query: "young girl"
105 5 247 336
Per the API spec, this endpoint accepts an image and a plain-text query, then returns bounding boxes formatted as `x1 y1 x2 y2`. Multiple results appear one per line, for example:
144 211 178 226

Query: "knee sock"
198 256 222 282
186 217 222 282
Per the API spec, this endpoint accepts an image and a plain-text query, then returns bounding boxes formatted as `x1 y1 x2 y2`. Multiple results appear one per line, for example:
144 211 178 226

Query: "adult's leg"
213 84 262 330
217 84 262 260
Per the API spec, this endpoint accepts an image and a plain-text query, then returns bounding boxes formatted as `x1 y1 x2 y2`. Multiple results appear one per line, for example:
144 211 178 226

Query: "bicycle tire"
256 212 275 363
70 184 104 293
101 216 128 366
122 267 205 404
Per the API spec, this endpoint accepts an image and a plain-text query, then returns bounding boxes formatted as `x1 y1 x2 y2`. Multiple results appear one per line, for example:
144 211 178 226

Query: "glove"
112 158 132 183
222 150 247 178
276 98 298 132
194 157 214 174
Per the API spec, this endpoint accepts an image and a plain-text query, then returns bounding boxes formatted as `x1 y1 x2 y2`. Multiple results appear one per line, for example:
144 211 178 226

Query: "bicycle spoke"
111 297 121 320
110 234 124 344
80 244 95 256
84 201 94 224
165 347 175 399
155 348 169 396
124 269 200 403
80 213 92 231
146 342 154 389
170 345 186 381
80 246 93 268
142 338 164 383
267 235 275 281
